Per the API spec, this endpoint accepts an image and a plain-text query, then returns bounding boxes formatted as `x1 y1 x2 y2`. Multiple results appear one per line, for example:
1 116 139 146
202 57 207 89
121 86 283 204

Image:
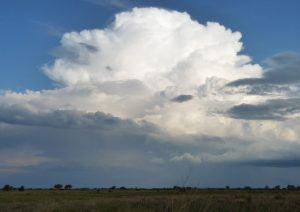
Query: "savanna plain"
1 188 300 212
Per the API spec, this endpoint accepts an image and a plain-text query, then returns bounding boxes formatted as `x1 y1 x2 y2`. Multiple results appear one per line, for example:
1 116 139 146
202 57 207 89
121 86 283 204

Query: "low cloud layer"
1 7 300 187
228 98 300 120
0 104 151 131
228 52 300 86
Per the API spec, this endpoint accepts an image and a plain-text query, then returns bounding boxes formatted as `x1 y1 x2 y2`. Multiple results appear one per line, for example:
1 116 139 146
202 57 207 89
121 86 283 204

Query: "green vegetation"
1 187 300 211
64 184 72 190
54 184 63 190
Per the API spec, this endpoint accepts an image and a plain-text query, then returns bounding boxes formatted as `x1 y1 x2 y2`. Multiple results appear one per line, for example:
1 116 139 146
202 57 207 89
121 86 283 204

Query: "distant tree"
225 186 230 190
54 184 63 190
244 186 251 190
18 186 25 192
287 185 296 190
173 186 186 193
64 184 72 190
173 186 180 190
110 186 116 190
264 185 269 190
273 185 281 190
119 186 126 190
2 184 13 191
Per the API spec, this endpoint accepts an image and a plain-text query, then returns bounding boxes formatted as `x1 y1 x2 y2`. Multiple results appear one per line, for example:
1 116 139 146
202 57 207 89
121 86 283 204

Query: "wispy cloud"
83 0 132 9
31 20 67 37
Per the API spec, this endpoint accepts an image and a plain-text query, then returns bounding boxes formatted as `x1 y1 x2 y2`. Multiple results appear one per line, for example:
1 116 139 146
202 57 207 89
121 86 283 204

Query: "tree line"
1 184 72 191
2 184 300 191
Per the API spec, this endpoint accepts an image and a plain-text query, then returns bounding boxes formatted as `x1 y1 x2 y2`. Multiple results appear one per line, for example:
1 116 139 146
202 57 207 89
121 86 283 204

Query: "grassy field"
1 188 300 211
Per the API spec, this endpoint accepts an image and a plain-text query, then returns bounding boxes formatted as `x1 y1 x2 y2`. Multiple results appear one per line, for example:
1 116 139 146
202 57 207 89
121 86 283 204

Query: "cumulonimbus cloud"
1 7 300 179
38 7 267 136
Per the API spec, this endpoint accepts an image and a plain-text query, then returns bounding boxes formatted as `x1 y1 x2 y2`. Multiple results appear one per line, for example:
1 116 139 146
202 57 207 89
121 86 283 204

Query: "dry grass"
0 189 300 211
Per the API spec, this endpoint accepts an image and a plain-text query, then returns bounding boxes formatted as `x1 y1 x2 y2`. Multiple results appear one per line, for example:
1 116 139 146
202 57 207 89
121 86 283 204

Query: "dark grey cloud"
245 159 300 167
1 116 300 187
172 94 193 103
79 42 98 52
0 104 157 132
228 52 300 86
1 103 300 187
227 98 300 120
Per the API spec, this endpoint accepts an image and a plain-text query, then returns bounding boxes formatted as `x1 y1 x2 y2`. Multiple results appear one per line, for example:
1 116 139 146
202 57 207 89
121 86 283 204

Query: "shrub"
18 186 25 191
2 184 13 191
64 184 72 190
287 185 296 190
173 186 187 192
54 184 63 189
273 185 281 190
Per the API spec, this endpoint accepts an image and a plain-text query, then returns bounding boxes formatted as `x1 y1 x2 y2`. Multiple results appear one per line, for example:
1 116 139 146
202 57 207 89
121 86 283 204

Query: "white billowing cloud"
40 8 267 137
170 153 202 163
43 7 262 90
1 7 300 174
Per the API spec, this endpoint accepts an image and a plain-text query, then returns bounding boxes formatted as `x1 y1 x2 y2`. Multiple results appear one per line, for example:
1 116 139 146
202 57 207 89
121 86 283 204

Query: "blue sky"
1 1 300 188
1 0 299 91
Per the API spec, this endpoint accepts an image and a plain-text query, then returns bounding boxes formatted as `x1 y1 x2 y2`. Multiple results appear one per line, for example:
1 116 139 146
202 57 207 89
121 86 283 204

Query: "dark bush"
173 186 187 192
18 186 25 191
273 185 281 190
64 184 72 190
2 184 13 191
287 185 296 190
54 184 63 189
